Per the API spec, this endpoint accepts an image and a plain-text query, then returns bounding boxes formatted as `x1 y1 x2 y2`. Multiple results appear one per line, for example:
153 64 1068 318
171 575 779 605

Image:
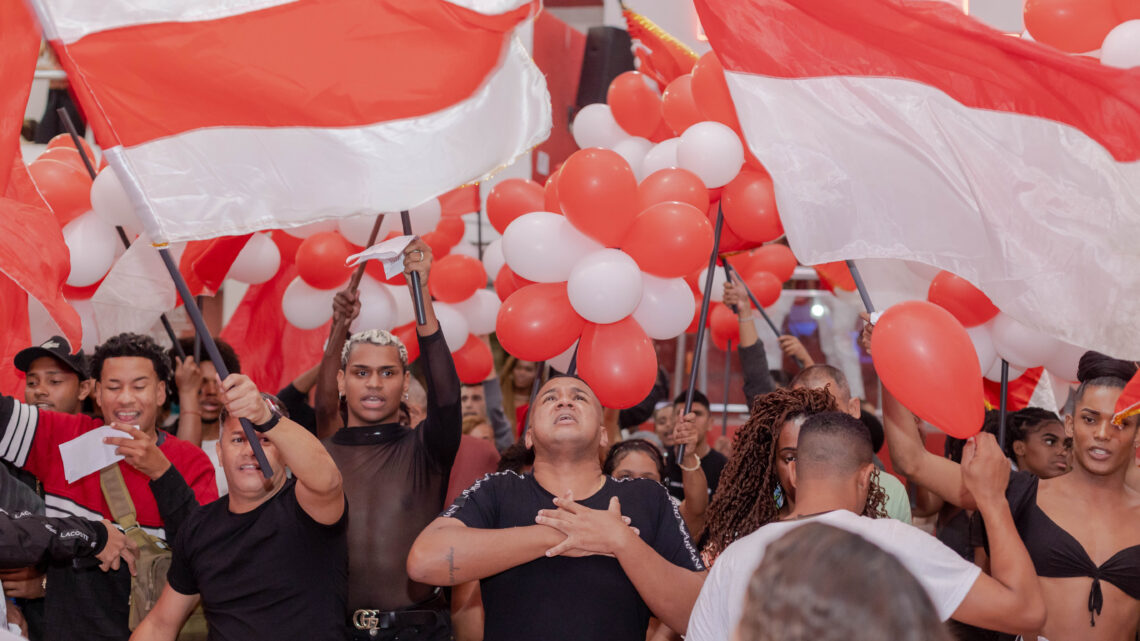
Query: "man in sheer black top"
320 237 462 640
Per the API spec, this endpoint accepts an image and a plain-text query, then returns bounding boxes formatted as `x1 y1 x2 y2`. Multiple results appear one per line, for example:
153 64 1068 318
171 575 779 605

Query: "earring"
404 393 409 400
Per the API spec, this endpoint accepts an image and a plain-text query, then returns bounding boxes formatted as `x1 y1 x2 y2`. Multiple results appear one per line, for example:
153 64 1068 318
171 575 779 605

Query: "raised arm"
407 517 562 585
173 356 204 446
724 277 775 402
673 413 709 538
220 374 345 525
950 435 1045 635
315 289 360 439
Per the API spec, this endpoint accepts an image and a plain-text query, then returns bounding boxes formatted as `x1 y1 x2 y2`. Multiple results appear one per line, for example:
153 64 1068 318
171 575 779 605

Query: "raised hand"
961 433 1011 509
332 288 361 325
217 374 272 425
778 335 813 366
403 237 433 288
723 274 750 315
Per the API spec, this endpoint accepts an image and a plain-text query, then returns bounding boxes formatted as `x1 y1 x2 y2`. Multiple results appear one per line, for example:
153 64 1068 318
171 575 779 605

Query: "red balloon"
487 178 545 234
622 201 713 278
1116 0 1140 20
494 266 530 301
543 169 562 214
662 74 702 136
63 277 105 301
559 148 640 247
709 303 739 351
705 202 756 254
271 230 304 264
648 118 674 143
871 301 984 438
722 169 783 243
747 245 797 283
577 317 658 409
429 255 486 303
295 232 352 289
926 271 999 328
37 147 87 173
1023 0 1120 53
691 52 741 132
392 322 421 363
28 159 91 226
435 217 466 246
421 231 451 259
746 271 783 308
638 168 709 213
496 282 585 361
814 261 857 292
453 334 493 384
45 134 95 164
607 71 664 138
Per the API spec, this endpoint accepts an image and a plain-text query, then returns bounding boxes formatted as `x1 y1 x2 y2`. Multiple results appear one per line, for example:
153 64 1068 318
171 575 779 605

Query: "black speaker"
575 26 635 110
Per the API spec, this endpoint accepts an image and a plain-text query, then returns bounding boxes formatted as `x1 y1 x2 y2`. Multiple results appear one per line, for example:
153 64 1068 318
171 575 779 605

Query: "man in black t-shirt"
408 375 706 641
663 390 728 500
131 373 347 641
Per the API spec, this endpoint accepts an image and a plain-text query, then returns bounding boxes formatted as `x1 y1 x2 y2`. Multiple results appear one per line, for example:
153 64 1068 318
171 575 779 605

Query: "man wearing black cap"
15 335 92 416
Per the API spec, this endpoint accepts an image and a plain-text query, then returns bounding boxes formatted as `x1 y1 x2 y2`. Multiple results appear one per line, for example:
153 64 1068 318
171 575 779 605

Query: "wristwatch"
252 403 283 433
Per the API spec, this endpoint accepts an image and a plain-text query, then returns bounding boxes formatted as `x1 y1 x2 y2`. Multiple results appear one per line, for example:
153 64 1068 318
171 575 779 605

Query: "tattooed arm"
407 517 563 586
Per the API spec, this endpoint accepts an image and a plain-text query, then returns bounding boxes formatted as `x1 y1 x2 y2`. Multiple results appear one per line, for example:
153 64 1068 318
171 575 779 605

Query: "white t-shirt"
201 439 227 496
686 509 981 641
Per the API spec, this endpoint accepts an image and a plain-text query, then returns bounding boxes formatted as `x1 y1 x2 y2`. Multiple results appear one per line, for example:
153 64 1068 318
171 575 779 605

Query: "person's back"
736 522 954 641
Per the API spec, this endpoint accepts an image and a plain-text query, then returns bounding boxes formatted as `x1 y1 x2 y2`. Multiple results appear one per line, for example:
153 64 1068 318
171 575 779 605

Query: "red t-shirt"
446 434 501 506
0 398 217 538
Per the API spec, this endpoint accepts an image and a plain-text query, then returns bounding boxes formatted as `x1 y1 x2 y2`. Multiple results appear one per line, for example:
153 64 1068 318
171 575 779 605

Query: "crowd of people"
0 237 1136 641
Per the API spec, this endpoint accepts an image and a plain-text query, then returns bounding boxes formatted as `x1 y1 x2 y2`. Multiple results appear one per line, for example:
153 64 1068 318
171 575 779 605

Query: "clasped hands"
535 492 640 559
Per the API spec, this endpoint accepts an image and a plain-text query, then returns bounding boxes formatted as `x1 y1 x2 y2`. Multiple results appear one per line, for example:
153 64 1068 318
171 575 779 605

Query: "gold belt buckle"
353 609 380 631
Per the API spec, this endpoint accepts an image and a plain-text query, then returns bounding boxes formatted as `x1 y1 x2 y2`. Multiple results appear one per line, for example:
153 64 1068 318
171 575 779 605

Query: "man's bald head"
795 411 874 480
791 365 859 418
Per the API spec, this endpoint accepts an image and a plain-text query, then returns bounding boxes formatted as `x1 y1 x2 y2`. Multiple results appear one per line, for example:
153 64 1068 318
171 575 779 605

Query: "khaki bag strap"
98 464 165 553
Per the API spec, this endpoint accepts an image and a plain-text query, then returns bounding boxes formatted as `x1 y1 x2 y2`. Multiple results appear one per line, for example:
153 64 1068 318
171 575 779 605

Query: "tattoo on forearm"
446 546 458 584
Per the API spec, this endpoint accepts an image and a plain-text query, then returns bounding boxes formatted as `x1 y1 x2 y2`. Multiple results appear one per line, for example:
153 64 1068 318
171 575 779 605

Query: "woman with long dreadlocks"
700 387 889 565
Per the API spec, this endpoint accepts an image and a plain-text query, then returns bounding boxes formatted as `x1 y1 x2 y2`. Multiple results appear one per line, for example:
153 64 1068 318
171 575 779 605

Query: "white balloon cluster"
964 313 1085 384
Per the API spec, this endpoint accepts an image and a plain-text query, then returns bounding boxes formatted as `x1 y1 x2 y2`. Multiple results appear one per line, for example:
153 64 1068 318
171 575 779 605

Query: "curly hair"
702 387 887 564
92 333 172 385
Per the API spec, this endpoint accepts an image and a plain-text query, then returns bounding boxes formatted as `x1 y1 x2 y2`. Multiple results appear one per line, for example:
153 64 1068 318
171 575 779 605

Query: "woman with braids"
882 344 1140 641
1003 407 1072 478
700 387 888 565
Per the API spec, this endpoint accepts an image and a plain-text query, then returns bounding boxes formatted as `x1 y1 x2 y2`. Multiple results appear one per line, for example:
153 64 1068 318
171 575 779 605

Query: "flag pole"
155 248 274 478
721 339 731 436
723 260 802 368
399 211 428 326
519 361 547 439
326 215 385 346
998 360 1010 448
678 203 727 463
55 108 186 359
845 259 875 313
566 345 579 376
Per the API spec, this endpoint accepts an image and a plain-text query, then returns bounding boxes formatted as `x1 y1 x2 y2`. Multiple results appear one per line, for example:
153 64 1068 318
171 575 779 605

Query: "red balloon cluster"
430 255 486 303
28 135 95 226
296 232 353 289
1023 0 1124 53
926 271 998 328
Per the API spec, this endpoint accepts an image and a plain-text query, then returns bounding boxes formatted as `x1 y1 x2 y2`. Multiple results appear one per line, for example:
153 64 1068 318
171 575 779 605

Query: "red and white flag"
696 0 1140 359
30 0 550 244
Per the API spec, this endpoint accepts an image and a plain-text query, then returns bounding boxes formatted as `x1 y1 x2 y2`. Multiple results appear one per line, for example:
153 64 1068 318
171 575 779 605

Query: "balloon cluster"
277 205 498 384
1023 0 1140 67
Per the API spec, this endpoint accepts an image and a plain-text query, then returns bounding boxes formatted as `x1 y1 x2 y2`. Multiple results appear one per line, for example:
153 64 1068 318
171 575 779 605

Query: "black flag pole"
722 259 804 368
399 211 428 326
998 360 1011 448
721 340 732 436
56 108 186 359
678 203 728 463
845 259 875 314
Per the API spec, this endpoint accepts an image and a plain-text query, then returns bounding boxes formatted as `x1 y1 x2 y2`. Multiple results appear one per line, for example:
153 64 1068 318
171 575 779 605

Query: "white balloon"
407 198 442 234
965 323 998 373
1100 20 1140 69
640 138 680 177
337 214 384 246
677 121 744 188
385 283 416 327
612 137 653 180
281 277 337 329
697 266 728 303
984 360 1025 383
566 249 644 324
227 233 281 284
451 289 500 335
990 313 1060 369
449 241 479 259
572 103 631 150
482 239 506 282
1042 341 1086 383
63 211 120 287
433 303 470 352
283 219 338 239
634 275 696 340
351 277 398 333
502 212 603 283
548 341 579 373
90 168 141 231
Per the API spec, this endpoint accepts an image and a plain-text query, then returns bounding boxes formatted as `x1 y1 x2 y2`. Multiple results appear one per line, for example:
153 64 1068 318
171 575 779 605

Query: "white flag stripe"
107 37 549 244
34 0 533 45
726 71 1140 359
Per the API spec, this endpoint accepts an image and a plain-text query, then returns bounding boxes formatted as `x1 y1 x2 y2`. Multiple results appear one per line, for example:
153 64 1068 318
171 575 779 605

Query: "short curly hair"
92 333 172 385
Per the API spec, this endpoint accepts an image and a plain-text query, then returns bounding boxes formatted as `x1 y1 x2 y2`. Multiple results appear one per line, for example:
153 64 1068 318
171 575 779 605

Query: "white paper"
869 311 883 325
345 235 415 280
59 425 133 483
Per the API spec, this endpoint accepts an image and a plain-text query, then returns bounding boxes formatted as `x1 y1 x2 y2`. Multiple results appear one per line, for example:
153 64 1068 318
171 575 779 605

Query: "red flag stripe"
696 0 1140 161
52 0 531 148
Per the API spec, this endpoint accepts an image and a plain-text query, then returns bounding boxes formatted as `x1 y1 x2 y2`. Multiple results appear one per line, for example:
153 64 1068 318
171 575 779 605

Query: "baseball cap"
14 336 88 379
